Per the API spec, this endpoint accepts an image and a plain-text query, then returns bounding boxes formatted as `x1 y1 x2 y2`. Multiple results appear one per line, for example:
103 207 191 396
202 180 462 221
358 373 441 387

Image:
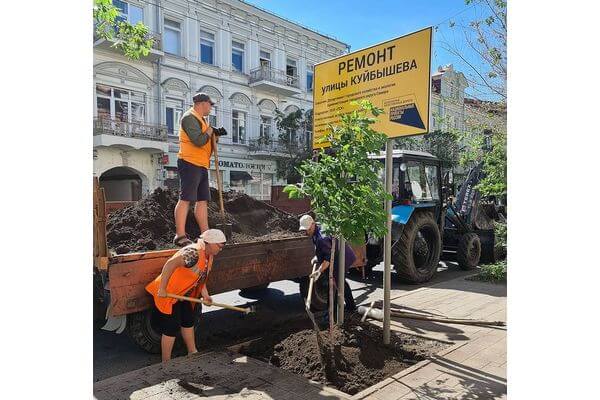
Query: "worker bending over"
299 215 357 322
146 229 226 362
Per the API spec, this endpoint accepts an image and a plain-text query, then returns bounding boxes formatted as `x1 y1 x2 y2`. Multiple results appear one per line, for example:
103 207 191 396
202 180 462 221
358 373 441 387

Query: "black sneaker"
173 235 193 247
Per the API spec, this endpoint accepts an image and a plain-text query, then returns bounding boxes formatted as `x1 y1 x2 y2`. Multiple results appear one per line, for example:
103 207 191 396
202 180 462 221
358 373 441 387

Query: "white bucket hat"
299 214 315 231
200 229 227 243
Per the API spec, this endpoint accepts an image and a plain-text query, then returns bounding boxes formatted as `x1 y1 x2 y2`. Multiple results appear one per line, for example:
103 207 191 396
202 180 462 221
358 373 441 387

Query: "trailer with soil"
93 178 347 353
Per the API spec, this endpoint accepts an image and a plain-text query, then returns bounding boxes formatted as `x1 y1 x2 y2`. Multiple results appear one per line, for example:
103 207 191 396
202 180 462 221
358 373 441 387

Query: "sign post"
312 27 433 343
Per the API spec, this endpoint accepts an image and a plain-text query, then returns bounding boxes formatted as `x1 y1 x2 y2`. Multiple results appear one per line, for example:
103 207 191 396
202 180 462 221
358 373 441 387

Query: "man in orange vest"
174 92 227 247
146 229 226 362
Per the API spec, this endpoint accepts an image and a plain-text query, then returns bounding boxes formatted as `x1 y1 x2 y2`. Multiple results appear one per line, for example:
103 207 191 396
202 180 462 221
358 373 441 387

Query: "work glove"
309 269 322 281
212 127 228 136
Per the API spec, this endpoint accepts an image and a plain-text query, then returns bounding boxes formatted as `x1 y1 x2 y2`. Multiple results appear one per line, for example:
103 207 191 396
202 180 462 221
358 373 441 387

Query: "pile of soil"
106 187 303 254
239 314 448 395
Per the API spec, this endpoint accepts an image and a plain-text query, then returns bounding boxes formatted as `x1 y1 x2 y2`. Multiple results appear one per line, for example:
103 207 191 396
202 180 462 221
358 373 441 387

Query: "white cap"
299 214 315 231
200 229 227 243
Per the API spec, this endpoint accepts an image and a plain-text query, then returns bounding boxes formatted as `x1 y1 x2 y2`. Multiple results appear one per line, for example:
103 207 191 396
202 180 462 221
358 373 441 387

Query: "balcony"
248 138 309 158
93 30 164 61
249 66 303 96
93 117 169 152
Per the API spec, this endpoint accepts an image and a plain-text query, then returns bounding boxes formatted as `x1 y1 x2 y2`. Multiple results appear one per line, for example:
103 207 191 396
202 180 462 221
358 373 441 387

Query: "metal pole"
337 236 345 325
383 139 393 345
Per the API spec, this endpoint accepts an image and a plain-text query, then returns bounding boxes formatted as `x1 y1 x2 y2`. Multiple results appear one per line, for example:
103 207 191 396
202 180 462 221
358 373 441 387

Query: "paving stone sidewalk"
94 275 506 400
355 276 507 400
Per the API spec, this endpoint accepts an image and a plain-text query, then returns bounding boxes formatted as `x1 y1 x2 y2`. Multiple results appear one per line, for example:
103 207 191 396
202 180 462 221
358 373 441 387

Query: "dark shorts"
155 301 196 337
177 158 211 202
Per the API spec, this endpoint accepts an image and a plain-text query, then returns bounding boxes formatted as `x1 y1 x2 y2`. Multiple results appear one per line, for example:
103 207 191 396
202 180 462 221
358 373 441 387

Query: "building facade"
430 64 469 133
93 0 348 201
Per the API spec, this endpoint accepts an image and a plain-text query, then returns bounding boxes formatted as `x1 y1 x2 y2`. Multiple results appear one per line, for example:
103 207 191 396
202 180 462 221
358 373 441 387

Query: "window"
249 172 262 198
165 98 183 135
164 19 181 55
403 162 440 202
200 30 215 65
262 173 273 199
306 69 313 92
232 41 245 72
259 50 271 68
208 107 217 127
231 110 246 143
286 58 297 77
260 116 272 140
208 169 223 189
96 84 146 122
113 0 143 25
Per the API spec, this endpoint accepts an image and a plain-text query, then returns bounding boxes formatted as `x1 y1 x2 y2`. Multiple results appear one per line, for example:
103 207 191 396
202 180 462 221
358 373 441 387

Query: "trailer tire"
126 309 162 354
299 276 328 312
457 233 481 270
393 212 441 284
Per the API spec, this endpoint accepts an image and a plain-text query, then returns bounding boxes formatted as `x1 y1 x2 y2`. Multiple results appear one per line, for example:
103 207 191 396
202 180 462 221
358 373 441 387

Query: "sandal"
173 235 193 247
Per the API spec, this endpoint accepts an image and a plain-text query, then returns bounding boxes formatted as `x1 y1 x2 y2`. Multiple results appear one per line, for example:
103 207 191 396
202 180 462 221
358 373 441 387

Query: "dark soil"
238 314 448 395
106 187 303 254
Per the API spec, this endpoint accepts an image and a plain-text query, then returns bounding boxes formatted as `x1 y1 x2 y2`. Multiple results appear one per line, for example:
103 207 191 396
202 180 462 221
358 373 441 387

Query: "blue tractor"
364 150 493 283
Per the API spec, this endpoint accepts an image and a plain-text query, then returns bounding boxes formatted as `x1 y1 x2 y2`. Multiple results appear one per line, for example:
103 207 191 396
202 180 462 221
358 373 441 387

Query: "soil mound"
106 187 303 254
239 314 447 395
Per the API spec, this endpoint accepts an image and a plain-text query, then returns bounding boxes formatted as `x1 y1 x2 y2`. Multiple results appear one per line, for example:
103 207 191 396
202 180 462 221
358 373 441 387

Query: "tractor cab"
371 150 444 227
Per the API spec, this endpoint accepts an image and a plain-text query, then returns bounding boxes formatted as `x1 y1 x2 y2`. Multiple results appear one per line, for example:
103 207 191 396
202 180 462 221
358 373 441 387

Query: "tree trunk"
328 237 337 335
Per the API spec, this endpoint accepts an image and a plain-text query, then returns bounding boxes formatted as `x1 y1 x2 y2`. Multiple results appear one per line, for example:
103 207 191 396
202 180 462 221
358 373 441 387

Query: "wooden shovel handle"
306 262 318 308
211 134 226 217
166 293 250 314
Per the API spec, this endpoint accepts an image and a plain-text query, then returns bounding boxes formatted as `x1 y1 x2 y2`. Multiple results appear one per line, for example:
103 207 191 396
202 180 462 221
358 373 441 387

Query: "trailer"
93 178 360 353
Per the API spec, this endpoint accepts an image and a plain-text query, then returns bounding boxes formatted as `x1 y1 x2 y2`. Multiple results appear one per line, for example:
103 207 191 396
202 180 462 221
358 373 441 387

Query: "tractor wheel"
299 275 328 312
457 233 481 270
393 212 442 283
125 309 162 354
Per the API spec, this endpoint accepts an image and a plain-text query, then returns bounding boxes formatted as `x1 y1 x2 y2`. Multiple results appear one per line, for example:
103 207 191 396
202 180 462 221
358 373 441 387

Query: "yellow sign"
313 27 432 148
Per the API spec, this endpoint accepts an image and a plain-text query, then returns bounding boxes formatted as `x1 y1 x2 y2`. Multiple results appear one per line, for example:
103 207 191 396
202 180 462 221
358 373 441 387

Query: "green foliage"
494 221 507 250
284 100 391 243
394 113 462 170
273 108 313 184
459 125 507 197
93 0 154 60
476 260 507 283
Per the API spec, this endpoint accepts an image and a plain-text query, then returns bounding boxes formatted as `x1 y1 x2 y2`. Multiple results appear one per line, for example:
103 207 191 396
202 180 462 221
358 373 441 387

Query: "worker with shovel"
299 215 357 322
146 229 226 362
173 92 227 247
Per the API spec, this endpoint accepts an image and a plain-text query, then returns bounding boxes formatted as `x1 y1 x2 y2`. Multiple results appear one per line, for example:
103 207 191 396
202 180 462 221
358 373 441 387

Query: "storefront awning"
230 171 253 181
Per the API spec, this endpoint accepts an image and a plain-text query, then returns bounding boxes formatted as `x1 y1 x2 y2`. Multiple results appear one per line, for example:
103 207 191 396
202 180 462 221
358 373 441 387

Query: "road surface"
93 261 473 381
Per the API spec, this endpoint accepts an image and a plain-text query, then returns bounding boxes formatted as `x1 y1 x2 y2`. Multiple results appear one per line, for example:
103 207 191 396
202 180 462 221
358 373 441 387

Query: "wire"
431 0 484 29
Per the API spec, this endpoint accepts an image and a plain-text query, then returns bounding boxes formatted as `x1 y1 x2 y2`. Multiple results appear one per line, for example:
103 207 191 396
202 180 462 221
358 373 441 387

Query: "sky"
246 0 497 100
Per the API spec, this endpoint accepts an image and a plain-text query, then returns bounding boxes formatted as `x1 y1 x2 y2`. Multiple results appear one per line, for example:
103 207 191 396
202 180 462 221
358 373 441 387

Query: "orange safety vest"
145 247 213 314
177 108 213 168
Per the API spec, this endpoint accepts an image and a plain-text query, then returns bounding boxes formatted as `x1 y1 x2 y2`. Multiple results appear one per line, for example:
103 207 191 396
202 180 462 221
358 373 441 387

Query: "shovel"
167 293 255 314
302 263 326 368
211 134 232 240
304 262 324 346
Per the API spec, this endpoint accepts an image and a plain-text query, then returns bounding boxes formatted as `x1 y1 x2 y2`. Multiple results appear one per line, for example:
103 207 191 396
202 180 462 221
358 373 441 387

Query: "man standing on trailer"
173 92 227 247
